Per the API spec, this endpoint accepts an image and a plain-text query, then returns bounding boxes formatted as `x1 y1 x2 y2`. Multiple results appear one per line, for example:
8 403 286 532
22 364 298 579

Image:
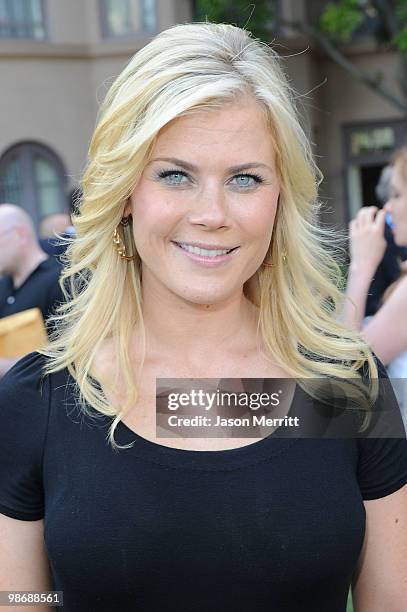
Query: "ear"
123 199 132 218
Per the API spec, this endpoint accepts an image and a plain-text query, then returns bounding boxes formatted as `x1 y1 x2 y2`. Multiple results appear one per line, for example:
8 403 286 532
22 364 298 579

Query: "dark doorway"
360 164 385 208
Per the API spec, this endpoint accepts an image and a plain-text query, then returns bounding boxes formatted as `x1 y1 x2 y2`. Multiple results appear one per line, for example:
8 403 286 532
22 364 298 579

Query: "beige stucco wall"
46 0 174 44
46 0 99 45
315 49 404 224
0 57 94 191
280 49 318 140
0 0 194 196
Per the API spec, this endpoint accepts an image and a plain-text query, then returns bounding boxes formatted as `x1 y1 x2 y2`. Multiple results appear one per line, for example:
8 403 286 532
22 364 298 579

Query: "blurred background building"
0 0 191 231
0 0 406 231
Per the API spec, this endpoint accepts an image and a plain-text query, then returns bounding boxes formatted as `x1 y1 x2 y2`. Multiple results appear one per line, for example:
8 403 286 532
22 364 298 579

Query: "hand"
348 206 387 275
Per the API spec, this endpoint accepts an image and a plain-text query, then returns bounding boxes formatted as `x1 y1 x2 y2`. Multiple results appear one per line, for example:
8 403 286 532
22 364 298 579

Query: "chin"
181 294 228 306
175 287 234 306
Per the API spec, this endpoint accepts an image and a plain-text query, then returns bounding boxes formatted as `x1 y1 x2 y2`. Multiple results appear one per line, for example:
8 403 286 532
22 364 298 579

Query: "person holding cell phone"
344 148 407 425
344 148 407 362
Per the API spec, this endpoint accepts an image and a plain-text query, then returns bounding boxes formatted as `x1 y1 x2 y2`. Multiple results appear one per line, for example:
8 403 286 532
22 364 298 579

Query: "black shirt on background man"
0 256 64 334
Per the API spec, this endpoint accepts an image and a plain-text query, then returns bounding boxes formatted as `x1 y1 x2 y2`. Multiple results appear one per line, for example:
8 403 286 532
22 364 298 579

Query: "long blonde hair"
39 22 378 449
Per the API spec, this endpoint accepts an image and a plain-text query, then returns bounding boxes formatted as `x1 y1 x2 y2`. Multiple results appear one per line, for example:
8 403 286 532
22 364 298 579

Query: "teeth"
178 243 231 257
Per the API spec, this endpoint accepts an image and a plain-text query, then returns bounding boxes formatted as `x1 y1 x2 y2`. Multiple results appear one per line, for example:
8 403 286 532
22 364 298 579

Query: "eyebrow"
149 157 274 174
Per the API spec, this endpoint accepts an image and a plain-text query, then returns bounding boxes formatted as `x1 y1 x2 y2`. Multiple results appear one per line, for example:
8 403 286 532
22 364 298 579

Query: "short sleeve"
357 437 407 500
0 352 50 520
357 356 407 500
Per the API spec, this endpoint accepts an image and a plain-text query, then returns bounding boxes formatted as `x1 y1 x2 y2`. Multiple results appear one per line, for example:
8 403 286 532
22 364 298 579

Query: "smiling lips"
173 240 238 253
171 241 240 266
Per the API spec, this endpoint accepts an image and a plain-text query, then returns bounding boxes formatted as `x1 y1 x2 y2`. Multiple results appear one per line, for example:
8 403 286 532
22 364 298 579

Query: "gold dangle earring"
262 252 287 268
113 215 136 261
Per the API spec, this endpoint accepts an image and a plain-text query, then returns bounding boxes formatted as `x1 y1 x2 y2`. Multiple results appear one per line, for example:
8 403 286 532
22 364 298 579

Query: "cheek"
130 195 181 245
243 199 278 239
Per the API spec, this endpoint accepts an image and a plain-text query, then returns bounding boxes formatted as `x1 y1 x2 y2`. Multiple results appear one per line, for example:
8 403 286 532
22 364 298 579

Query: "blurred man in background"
39 212 75 261
0 203 64 377
40 212 74 239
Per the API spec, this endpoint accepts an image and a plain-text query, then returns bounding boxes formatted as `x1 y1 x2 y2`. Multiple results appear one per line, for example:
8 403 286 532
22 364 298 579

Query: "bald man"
0 204 64 377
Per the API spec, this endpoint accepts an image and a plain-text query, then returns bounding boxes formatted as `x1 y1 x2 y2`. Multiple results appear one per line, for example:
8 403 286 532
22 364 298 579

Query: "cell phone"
385 212 407 260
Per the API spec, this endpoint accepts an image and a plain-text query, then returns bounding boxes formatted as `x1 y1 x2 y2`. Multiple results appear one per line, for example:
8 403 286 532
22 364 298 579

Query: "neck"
12 248 48 289
137 274 260 367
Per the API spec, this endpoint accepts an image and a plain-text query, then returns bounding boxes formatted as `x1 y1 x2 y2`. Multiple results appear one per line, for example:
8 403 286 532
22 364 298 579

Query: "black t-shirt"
365 222 401 316
0 352 406 612
0 257 64 332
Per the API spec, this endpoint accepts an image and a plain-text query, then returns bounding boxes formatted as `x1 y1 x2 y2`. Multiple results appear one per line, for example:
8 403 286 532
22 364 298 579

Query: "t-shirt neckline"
109 383 301 470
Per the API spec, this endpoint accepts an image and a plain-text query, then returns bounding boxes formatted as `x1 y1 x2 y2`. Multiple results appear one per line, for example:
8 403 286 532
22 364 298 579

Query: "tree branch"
279 18 407 112
374 0 407 99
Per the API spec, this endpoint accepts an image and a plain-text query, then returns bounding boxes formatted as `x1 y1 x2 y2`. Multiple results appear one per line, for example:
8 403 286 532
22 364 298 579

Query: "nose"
187 184 229 229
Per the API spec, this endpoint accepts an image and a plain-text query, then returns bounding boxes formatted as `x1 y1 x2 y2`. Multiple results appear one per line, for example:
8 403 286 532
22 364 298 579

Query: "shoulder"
0 274 12 289
35 257 62 281
356 354 407 500
34 258 64 303
0 351 52 429
45 257 63 275
358 352 387 378
0 352 52 521
0 350 50 394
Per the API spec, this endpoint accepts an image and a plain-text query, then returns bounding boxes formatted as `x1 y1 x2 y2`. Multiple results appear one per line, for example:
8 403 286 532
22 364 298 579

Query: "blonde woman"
344 148 407 360
0 23 406 612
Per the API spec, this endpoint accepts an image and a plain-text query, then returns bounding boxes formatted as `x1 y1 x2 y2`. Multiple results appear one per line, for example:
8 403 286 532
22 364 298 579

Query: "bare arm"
362 277 407 364
0 514 52 611
352 485 407 611
342 263 374 331
341 206 407 363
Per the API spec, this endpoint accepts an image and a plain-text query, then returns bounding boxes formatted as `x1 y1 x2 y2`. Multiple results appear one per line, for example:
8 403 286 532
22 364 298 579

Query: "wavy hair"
39 22 378 449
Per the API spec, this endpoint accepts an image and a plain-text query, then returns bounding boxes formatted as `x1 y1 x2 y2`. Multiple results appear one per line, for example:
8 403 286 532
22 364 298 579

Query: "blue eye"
231 174 263 188
157 170 188 185
155 168 264 188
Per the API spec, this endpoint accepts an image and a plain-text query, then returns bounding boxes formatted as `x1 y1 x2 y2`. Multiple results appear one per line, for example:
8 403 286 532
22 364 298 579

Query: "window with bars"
100 0 156 38
0 0 46 40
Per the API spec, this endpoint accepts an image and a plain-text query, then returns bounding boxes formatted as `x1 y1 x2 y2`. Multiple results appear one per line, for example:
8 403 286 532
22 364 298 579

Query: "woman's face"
385 161 407 246
127 96 280 306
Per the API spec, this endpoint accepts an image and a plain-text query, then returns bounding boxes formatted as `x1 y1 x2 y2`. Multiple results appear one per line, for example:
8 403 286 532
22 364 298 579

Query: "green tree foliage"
319 0 407 53
196 0 275 41
194 0 407 111
320 0 364 42
394 0 407 51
